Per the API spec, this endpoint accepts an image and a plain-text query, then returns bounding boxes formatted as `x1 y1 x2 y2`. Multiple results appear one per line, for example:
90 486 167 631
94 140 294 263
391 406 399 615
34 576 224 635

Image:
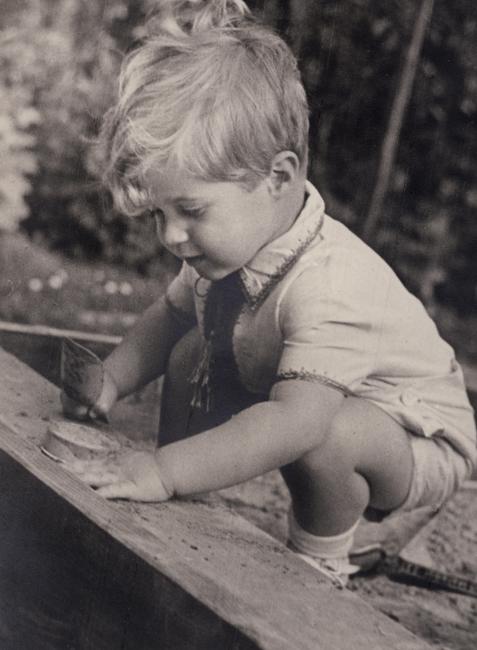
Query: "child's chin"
195 263 236 281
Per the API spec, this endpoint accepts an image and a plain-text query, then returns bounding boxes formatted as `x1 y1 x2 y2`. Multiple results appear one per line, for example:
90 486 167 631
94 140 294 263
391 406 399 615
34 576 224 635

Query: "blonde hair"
101 0 309 215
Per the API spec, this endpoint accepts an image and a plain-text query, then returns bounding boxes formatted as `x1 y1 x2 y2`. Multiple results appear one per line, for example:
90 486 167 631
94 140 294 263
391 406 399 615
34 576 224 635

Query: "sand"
212 473 477 650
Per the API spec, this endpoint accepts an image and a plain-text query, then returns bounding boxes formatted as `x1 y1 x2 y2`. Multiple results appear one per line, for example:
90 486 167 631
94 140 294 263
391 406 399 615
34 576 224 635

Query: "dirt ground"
210 472 477 650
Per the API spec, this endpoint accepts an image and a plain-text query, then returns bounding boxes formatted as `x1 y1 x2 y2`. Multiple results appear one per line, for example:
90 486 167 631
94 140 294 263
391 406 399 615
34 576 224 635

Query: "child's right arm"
105 296 191 398
62 297 192 419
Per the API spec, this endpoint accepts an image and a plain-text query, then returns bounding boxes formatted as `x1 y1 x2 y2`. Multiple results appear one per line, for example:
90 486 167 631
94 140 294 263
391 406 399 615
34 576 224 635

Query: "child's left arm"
72 379 344 501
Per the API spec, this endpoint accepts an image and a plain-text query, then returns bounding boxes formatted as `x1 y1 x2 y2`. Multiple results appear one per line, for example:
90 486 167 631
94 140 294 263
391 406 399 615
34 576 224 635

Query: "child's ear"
267 151 301 197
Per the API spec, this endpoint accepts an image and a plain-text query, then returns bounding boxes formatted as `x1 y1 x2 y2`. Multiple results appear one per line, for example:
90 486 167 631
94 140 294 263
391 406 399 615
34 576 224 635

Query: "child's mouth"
184 254 205 267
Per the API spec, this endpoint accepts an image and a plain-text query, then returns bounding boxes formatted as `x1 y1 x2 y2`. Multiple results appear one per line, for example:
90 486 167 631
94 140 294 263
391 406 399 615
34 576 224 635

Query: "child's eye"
180 205 205 219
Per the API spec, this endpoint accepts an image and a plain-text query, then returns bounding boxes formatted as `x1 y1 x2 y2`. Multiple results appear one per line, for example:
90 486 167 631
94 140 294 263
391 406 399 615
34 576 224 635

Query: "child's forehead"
145 166 203 198
144 167 245 206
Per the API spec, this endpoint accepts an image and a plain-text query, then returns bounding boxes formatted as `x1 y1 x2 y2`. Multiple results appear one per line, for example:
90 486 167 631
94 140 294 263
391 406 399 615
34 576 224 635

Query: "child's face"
146 166 291 280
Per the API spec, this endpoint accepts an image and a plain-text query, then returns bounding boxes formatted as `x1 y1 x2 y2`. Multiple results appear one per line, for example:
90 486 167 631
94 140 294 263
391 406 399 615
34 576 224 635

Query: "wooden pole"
361 0 435 243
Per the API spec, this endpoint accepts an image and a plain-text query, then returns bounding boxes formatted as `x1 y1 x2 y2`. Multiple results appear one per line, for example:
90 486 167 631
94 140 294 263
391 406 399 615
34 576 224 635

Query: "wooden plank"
0 346 432 649
0 450 257 650
0 319 122 345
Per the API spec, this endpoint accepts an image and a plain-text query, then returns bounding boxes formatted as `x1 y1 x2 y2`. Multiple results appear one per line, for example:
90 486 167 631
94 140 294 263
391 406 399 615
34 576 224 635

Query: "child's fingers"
93 370 119 416
82 469 120 487
86 406 109 424
66 457 104 474
60 392 90 420
64 452 170 502
96 481 138 500
65 458 119 486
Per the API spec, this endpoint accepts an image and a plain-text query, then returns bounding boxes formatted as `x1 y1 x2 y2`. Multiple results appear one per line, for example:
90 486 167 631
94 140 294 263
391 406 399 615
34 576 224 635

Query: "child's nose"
161 219 189 248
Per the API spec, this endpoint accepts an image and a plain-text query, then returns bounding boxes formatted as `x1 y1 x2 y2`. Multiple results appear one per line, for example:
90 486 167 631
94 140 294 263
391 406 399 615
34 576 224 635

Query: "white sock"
288 509 360 559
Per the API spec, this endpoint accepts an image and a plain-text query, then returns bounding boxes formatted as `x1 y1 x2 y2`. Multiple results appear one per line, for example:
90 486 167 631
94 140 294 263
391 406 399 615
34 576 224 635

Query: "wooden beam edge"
0 319 122 346
0 347 432 650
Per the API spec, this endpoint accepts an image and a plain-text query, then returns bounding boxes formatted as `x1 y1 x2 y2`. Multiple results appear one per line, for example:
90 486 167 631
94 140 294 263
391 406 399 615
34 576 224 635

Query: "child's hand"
67 450 172 502
61 368 119 422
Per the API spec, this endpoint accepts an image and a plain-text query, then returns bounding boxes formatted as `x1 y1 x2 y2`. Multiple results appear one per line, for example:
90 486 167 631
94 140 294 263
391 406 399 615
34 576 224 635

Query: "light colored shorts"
390 434 472 516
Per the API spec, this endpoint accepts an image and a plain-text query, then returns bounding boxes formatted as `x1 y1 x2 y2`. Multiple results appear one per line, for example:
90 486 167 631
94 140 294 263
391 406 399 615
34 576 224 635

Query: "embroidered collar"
238 181 325 310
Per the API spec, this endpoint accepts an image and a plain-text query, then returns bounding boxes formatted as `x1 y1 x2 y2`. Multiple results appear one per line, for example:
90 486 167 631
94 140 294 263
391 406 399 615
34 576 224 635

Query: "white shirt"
166 182 476 466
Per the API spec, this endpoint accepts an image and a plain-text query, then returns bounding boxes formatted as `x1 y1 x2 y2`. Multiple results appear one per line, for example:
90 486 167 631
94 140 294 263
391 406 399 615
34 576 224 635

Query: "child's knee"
290 411 357 481
308 402 363 468
287 397 390 480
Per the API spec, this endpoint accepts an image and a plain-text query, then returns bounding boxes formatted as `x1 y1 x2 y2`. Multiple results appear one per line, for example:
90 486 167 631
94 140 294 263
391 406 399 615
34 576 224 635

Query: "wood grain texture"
0 346 432 650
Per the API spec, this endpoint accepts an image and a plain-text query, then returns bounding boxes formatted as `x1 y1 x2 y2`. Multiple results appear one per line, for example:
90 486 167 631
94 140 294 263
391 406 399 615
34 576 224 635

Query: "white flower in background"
119 281 133 296
104 280 118 295
28 277 43 292
121 313 137 327
48 274 64 290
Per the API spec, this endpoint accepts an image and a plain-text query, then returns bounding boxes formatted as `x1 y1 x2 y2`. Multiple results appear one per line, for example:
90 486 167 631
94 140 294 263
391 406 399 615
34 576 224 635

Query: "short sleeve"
165 262 197 327
276 263 381 394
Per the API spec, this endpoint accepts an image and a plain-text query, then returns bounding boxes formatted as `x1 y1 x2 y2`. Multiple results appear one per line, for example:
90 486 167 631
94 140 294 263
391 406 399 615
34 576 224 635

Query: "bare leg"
280 396 414 536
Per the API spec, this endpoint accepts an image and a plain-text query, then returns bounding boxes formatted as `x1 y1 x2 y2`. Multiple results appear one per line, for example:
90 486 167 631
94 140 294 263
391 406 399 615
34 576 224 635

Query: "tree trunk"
362 0 435 243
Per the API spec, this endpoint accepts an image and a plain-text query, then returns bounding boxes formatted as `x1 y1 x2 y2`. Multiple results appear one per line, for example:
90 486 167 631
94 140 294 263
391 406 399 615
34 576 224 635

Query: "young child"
63 0 476 587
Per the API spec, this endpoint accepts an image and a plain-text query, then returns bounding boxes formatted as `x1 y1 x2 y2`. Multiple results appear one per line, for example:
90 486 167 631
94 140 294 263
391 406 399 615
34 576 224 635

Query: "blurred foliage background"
1 0 476 333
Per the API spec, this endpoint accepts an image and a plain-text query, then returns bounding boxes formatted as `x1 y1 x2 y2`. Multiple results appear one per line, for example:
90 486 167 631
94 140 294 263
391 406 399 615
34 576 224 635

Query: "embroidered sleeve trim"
165 294 196 327
275 369 353 396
